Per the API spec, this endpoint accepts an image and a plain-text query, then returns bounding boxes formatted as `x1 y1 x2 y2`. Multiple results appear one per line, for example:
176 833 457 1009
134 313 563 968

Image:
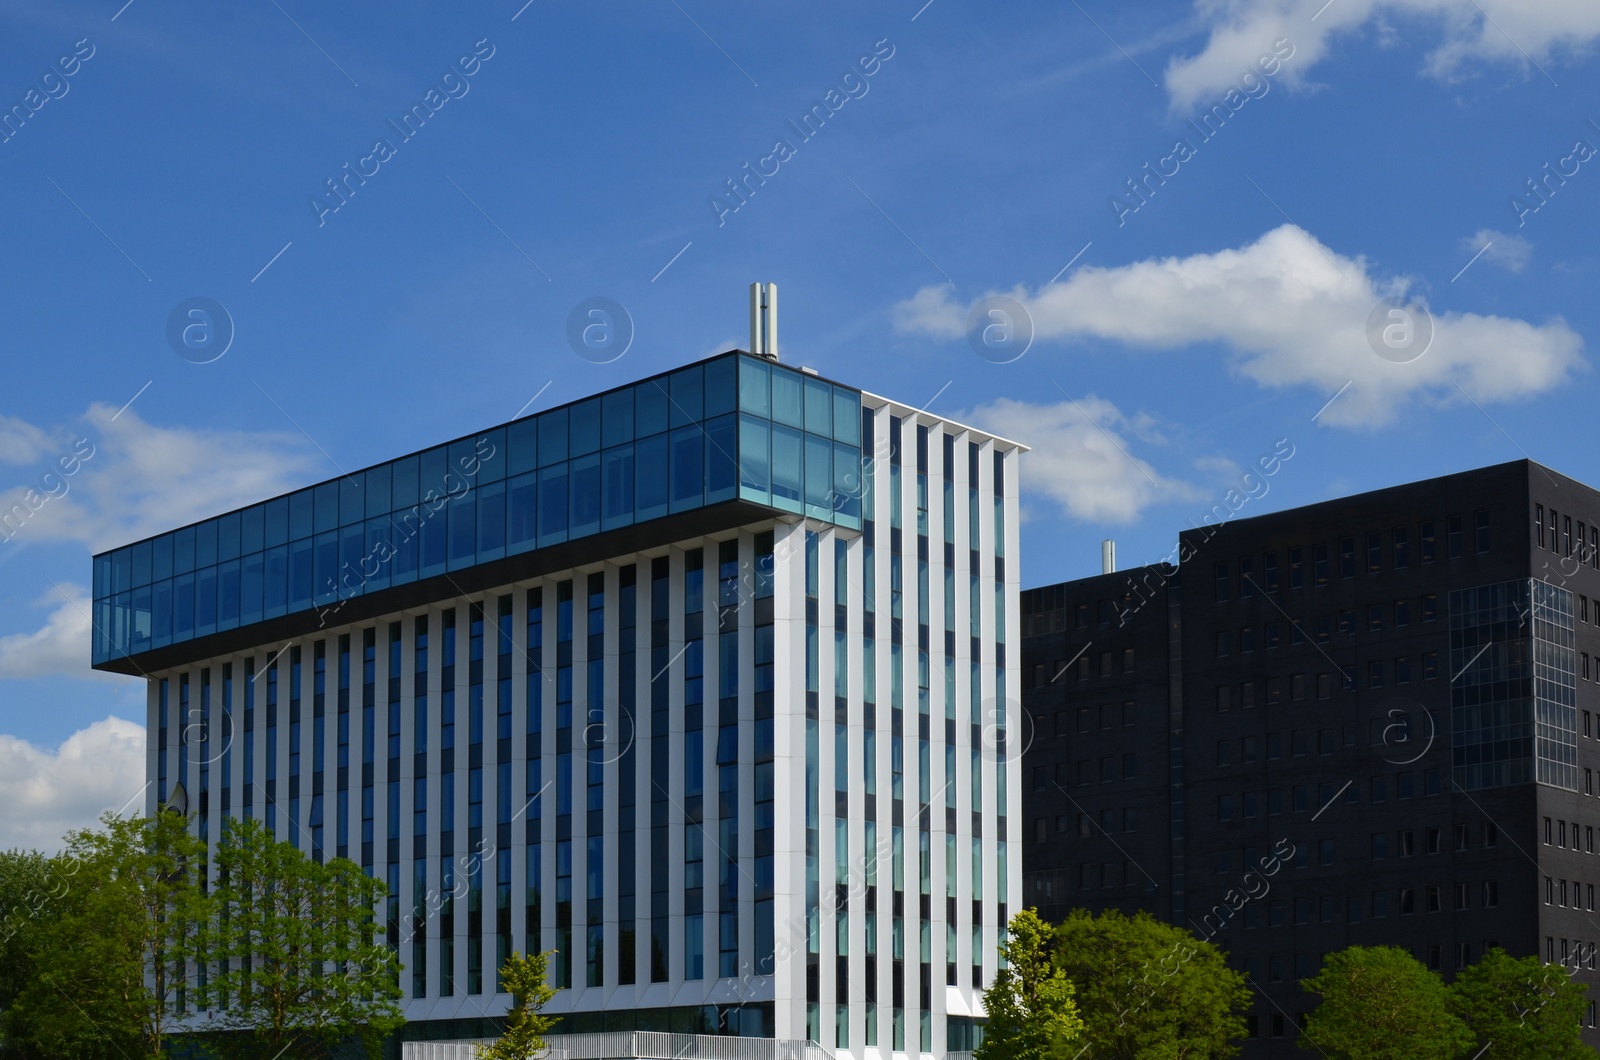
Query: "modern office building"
1021 459 1600 1056
92 305 1024 1058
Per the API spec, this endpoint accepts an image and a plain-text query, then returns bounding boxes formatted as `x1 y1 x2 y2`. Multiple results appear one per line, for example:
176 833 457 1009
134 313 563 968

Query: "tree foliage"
1301 945 1474 1060
1051 908 1251 1059
201 816 404 1060
976 909 1084 1060
7 811 207 1060
1448 947 1592 1060
476 951 559 1060
0 848 81 1059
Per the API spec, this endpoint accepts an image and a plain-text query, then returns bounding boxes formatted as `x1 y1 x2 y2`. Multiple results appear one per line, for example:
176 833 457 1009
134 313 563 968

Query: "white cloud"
0 585 128 682
0 717 146 853
895 225 1584 427
1461 228 1533 273
1166 0 1600 110
959 396 1199 523
0 403 321 553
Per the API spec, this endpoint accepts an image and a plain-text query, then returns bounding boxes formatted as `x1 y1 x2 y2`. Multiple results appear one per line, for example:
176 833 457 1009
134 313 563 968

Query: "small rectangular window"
1422 652 1439 679
1214 562 1230 604
1239 557 1255 598
1289 546 1304 589
1366 531 1381 574
1313 544 1329 586
1447 515 1464 558
1420 520 1437 562
1421 593 1438 621
1476 510 1492 554
1537 504 1547 549
1339 536 1355 578
1393 527 1409 569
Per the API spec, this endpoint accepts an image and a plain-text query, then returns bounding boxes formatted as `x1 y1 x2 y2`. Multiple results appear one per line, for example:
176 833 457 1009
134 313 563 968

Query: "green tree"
1051 908 1250 1059
0 849 82 1059
476 951 559 1060
1301 945 1474 1060
1449 947 1592 1059
7 811 209 1060
202 816 404 1060
977 909 1084 1060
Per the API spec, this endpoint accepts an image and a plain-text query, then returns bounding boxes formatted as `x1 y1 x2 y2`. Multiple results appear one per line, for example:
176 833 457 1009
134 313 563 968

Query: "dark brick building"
1021 460 1600 1055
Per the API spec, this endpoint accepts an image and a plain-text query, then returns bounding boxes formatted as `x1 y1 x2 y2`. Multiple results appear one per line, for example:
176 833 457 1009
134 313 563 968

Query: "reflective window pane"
314 482 339 534
636 379 669 437
602 388 634 448
196 520 218 567
602 445 635 531
705 356 737 417
635 434 668 522
508 473 537 553
771 370 803 428
365 464 391 517
833 388 861 445
771 425 803 511
478 480 507 559
706 415 737 504
508 419 538 476
739 416 770 502
570 454 601 537
539 464 569 546
539 409 569 467
670 426 704 513
216 513 240 563
570 399 601 457
804 377 832 436
739 357 770 418
670 366 703 429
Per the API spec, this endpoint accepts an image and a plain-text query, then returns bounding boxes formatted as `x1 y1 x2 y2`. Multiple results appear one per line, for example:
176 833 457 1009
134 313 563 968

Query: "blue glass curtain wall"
94 353 863 665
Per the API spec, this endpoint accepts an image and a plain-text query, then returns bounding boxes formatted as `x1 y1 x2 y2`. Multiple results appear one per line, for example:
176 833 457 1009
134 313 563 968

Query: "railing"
403 1032 834 1060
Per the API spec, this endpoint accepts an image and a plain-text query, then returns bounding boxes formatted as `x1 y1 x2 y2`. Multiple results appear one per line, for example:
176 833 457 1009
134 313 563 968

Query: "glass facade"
93 354 862 667
1451 579 1578 791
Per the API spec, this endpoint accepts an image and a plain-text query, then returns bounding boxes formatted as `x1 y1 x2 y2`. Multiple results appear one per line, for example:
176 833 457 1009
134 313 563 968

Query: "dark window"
1216 632 1229 658
1368 661 1384 689
1393 527 1409 569
1265 552 1279 593
1338 536 1355 578
1289 547 1304 590
1366 531 1381 574
1447 515 1463 559
1214 562 1229 603
1121 647 1136 672
1476 510 1491 554
1420 519 1436 562
1566 515 1574 557
1395 599 1410 626
1422 652 1439 679
1368 604 1384 632
1536 504 1546 549
1396 657 1412 684
1421 593 1438 622
1239 557 1255 598
1482 822 1497 847
1313 545 1329 586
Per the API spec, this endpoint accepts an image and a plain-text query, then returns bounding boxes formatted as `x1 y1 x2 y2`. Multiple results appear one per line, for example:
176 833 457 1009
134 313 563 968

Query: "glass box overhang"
92 352 863 675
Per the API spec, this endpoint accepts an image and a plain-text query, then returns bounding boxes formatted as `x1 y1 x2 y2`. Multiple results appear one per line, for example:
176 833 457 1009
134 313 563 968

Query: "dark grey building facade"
1021 459 1600 1055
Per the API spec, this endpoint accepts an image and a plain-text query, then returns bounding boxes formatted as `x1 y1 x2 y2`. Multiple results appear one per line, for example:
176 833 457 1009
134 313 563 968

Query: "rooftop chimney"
1101 539 1116 575
750 282 778 361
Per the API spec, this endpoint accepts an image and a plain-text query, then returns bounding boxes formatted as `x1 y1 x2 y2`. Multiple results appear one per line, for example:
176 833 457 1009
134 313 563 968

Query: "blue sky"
2 0 1598 848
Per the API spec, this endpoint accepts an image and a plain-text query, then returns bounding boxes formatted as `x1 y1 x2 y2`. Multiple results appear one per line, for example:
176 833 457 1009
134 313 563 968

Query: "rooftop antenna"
750 282 778 361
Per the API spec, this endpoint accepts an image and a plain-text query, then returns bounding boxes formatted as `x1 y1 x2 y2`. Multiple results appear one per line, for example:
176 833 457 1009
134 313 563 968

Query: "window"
1290 674 1305 700
1216 685 1231 711
1121 700 1135 726
1348 897 1363 924
1397 772 1414 799
1242 736 1259 763
1267 733 1283 759
1313 544 1329 586
1264 552 1279 593
1370 776 1387 802
1395 657 1412 684
1366 531 1381 573
1315 616 1331 645
1422 652 1439 679
1122 754 1138 779
1371 833 1388 859
1454 825 1469 851
1316 672 1332 700
1289 546 1304 589
1393 527 1409 569
1216 632 1229 658
1121 647 1136 672
1546 817 1553 845
1214 562 1230 603
1291 730 1308 757
1320 839 1334 865
1218 796 1234 822
1240 627 1255 653
1339 536 1355 578
1475 510 1491 553
1398 830 1415 857
1483 880 1498 907
1368 661 1385 689
1399 888 1415 915
1372 891 1389 918
1421 593 1438 621
1537 503 1546 548
1395 599 1410 626
1077 814 1091 838
1367 604 1384 632
1447 514 1463 558
1426 827 1441 854
1482 821 1498 848
1338 610 1354 636
1420 519 1436 562
1239 557 1255 598
1292 785 1308 812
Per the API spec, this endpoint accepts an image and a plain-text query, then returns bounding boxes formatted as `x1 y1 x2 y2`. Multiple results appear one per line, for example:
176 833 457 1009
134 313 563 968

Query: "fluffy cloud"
0 403 321 554
1166 0 1600 110
0 716 146 853
0 585 124 682
1460 228 1533 273
896 225 1583 427
959 396 1199 523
